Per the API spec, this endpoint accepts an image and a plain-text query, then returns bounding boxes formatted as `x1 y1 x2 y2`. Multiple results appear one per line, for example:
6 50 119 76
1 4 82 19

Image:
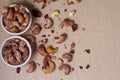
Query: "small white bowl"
0 36 32 67
0 4 32 35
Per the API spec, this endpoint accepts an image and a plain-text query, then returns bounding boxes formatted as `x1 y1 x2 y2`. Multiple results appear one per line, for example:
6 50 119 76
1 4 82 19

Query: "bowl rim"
0 4 32 35
0 36 32 67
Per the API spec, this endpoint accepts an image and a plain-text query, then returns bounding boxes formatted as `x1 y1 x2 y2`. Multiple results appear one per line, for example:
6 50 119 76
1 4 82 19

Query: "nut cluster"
2 4 30 33
2 38 29 65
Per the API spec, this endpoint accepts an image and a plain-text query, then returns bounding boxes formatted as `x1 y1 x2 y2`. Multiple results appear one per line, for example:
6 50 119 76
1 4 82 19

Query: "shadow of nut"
59 64 71 75
62 53 73 62
27 61 36 73
54 33 67 44
37 44 48 56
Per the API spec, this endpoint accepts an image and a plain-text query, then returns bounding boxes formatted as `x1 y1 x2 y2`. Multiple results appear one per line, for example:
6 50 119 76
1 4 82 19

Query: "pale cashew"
19 5 26 14
44 17 53 29
23 13 30 26
14 4 20 12
54 33 67 44
19 40 26 52
8 53 19 65
14 51 22 63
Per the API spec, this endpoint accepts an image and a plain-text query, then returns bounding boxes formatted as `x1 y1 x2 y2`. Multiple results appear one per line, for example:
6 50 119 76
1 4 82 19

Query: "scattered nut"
57 58 64 65
61 18 74 28
69 10 76 17
70 42 75 50
72 24 78 32
46 45 58 54
32 23 42 35
27 61 36 73
51 10 60 17
54 33 67 44
59 64 71 75
37 44 48 56
62 53 73 62
44 17 53 29
67 0 81 5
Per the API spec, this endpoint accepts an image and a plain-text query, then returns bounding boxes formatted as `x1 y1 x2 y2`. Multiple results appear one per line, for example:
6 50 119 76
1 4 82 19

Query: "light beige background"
0 0 120 80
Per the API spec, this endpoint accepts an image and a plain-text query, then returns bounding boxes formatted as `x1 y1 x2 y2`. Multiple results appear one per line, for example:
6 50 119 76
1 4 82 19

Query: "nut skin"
37 44 48 56
44 17 53 29
59 64 71 75
27 61 36 73
54 33 67 44
62 53 73 62
32 23 42 35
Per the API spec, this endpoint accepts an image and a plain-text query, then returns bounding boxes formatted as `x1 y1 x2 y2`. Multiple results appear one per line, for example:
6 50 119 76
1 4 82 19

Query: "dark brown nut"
54 33 67 44
8 53 19 65
2 46 12 55
27 61 36 73
14 51 23 63
59 64 71 75
44 17 53 29
62 53 73 62
6 8 14 20
61 18 74 28
22 47 29 61
32 23 42 35
37 44 48 56
14 13 24 24
67 0 81 5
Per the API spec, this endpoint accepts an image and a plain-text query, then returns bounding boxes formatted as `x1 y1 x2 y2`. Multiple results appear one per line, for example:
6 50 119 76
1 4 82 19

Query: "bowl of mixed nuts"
1 4 32 35
0 36 32 67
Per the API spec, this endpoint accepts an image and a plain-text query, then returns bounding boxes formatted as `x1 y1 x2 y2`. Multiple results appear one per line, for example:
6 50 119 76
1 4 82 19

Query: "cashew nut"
19 5 26 14
19 40 26 52
67 0 81 5
37 44 48 56
14 13 24 24
12 42 19 52
14 51 22 63
22 47 29 61
62 53 73 62
46 45 58 54
44 17 53 29
61 18 74 28
32 23 42 35
27 61 36 73
57 58 64 65
23 13 30 26
2 46 12 55
14 4 20 12
59 64 71 75
6 8 14 20
54 33 67 44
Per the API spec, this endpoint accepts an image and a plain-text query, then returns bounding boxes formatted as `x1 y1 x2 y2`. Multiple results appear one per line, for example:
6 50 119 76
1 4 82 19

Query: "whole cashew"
6 8 14 20
59 64 71 75
44 17 53 29
8 53 19 65
23 13 30 26
9 26 19 33
14 51 22 63
22 47 29 61
38 44 48 56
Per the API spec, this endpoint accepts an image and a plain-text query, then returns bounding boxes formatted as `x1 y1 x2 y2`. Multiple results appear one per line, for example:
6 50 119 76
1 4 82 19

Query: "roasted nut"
59 64 71 75
22 47 29 61
44 17 53 29
12 42 19 52
67 0 81 5
14 4 20 12
32 23 42 35
8 53 19 65
57 58 64 65
23 13 30 26
14 51 22 63
46 45 58 54
54 33 67 44
62 53 73 62
3 54 9 62
42 60 55 74
6 8 14 20
19 5 26 14
61 18 74 28
14 13 24 24
19 40 26 52
27 61 36 73
38 44 48 56
2 46 12 55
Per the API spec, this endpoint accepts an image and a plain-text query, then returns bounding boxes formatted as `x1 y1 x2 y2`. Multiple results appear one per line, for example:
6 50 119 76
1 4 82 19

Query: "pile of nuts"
2 4 30 33
2 38 29 65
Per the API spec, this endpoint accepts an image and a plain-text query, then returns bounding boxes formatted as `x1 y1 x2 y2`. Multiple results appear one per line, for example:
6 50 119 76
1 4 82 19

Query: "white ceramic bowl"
0 4 32 35
0 36 32 67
